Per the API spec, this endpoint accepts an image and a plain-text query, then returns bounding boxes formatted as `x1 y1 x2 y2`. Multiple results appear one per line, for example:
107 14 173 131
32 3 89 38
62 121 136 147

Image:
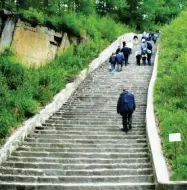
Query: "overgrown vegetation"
154 11 187 180
0 13 129 140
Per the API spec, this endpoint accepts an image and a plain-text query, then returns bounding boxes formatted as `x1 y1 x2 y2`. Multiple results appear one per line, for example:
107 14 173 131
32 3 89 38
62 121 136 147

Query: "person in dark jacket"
146 41 152 66
135 50 142 65
109 52 116 72
116 46 121 54
116 52 124 71
117 89 136 132
121 46 129 66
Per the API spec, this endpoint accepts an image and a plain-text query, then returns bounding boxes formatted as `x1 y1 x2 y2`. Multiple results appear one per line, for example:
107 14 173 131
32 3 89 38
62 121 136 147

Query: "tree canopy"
0 0 186 30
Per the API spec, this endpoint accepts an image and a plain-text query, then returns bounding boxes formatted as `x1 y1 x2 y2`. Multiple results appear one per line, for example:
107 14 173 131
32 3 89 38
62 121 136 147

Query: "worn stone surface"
0 17 15 51
58 32 70 55
11 20 62 66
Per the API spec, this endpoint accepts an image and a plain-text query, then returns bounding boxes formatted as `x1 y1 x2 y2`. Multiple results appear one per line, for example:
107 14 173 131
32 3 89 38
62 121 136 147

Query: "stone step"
48 117 145 122
33 129 146 135
1 162 152 170
12 151 149 159
53 114 146 118
0 173 153 182
8 156 151 164
24 137 147 144
45 120 146 125
42 123 146 128
59 106 146 111
0 183 155 190
58 104 146 108
60 105 146 110
28 134 146 140
22 142 148 149
17 146 148 153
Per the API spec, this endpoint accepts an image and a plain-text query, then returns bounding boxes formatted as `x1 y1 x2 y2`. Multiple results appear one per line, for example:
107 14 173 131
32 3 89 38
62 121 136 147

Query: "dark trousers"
117 62 123 71
142 57 147 65
136 55 141 65
124 56 129 66
147 54 152 65
122 112 133 131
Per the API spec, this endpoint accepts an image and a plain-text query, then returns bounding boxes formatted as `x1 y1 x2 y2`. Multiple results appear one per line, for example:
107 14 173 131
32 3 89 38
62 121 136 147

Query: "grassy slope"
0 12 130 144
154 11 187 180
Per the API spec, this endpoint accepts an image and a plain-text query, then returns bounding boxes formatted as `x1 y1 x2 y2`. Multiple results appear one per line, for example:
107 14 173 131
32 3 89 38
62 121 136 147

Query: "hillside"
155 11 187 180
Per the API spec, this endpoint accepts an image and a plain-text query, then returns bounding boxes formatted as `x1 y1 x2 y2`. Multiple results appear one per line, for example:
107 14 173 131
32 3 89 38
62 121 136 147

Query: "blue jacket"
117 91 136 114
116 53 124 64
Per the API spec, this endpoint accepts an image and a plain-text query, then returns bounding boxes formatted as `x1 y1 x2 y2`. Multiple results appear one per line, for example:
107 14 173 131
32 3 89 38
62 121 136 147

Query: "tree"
119 0 142 29
0 0 6 8
96 0 126 17
75 0 95 15
16 0 27 9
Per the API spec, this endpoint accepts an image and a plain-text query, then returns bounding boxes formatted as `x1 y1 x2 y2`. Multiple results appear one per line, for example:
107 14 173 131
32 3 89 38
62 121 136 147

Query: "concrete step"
33 129 146 135
0 182 155 190
28 134 146 140
17 146 148 153
45 120 146 125
41 123 146 128
8 156 151 164
48 118 146 123
0 173 154 183
22 142 148 149
12 151 149 159
1 162 152 170
24 137 147 144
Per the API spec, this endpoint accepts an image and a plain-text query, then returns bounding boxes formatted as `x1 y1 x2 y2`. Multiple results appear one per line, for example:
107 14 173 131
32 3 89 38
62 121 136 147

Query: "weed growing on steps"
154 11 187 180
0 18 129 143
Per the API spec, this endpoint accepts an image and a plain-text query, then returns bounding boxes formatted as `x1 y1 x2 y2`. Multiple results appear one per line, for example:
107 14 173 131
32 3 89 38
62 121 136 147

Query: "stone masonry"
0 37 157 190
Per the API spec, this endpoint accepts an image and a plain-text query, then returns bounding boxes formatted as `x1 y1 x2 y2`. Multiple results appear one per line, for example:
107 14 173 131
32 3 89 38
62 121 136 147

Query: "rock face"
11 20 69 66
0 14 77 66
0 18 15 51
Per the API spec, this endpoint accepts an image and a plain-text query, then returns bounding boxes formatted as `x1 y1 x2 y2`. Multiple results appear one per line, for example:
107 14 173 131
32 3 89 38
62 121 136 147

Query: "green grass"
154 11 187 180
0 14 130 142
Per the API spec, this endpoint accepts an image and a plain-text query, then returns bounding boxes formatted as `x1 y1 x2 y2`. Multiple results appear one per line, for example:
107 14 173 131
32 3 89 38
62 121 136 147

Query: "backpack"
147 42 152 50
110 55 116 63
153 36 157 41
119 93 134 113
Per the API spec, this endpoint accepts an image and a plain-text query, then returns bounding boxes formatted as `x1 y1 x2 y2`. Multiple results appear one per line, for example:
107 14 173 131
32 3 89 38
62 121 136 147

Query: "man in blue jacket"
117 89 136 133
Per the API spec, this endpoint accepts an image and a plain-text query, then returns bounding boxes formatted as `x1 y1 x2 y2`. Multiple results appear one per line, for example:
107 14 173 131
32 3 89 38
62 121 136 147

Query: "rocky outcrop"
11 20 64 66
0 12 82 66
0 17 15 51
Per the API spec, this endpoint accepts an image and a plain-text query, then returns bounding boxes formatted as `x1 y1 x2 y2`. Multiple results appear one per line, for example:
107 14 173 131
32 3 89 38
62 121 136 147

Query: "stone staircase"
0 40 156 190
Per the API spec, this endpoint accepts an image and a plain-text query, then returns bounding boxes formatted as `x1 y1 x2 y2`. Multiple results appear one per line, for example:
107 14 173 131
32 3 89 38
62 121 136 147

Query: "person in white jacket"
126 40 133 54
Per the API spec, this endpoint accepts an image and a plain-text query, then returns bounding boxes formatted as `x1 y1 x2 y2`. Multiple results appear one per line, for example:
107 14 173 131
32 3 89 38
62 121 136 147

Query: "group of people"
116 31 159 133
135 31 158 66
109 31 159 71
109 40 133 72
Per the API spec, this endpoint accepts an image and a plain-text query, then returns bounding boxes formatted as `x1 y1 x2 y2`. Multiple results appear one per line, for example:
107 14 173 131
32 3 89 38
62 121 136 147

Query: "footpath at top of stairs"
0 35 157 190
